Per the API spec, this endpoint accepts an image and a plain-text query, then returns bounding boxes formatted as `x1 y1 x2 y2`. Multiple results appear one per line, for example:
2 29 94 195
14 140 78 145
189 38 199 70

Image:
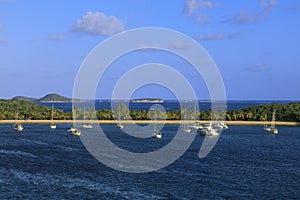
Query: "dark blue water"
37 100 295 112
0 124 299 199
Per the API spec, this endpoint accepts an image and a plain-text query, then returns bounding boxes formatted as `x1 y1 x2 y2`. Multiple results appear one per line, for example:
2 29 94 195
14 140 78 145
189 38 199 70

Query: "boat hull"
82 124 93 129
50 124 56 129
13 124 23 132
153 132 162 139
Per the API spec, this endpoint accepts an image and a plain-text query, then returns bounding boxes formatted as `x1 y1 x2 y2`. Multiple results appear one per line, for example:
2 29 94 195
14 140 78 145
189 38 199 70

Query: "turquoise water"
0 124 299 199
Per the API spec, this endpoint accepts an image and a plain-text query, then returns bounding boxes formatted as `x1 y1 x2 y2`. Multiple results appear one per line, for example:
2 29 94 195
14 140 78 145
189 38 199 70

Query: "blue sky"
0 0 300 100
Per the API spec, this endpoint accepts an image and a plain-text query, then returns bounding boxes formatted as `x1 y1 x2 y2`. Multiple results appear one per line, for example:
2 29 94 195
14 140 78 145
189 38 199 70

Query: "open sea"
0 123 299 199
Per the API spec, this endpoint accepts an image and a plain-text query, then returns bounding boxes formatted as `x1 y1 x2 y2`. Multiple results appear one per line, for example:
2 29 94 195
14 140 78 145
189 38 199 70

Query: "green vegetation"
39 93 71 102
0 99 71 120
12 96 37 102
0 100 299 122
226 102 300 122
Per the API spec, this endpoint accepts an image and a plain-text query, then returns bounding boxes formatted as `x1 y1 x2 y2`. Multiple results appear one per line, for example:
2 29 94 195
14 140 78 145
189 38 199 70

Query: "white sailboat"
50 104 56 129
200 123 219 137
190 103 203 130
200 112 219 136
13 113 23 132
217 122 228 129
116 109 124 129
68 126 77 132
69 122 81 136
68 107 81 136
264 110 278 134
13 124 23 132
183 123 191 133
182 109 191 133
82 108 92 129
72 128 81 136
152 109 162 139
82 124 92 129
191 122 203 130
270 110 279 134
264 113 271 131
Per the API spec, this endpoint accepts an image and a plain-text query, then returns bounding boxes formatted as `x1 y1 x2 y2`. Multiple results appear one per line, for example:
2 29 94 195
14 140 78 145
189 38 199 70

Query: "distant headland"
10 94 165 103
130 98 164 103
11 93 80 103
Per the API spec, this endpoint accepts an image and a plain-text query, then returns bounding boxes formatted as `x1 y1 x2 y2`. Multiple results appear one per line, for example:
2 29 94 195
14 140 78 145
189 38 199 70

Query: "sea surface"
0 124 299 199
37 100 295 112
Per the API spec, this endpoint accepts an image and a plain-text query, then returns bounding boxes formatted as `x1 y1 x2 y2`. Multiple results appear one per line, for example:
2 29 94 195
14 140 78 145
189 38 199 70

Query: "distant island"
39 94 71 102
12 93 80 103
12 96 37 103
11 95 163 103
130 98 164 103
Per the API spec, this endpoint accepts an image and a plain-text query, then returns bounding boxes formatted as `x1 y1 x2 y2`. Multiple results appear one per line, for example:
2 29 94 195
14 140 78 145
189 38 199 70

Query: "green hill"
11 96 37 102
11 93 72 102
39 93 71 102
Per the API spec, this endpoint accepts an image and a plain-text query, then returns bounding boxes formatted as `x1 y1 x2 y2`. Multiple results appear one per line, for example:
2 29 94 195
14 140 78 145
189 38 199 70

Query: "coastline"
0 120 299 126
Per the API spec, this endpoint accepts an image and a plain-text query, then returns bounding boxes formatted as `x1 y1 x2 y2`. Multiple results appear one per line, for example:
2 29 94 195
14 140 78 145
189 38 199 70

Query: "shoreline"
0 120 299 126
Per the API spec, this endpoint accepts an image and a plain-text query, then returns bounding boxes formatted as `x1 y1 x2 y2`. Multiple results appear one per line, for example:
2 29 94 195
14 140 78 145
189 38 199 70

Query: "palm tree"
259 114 267 122
245 111 253 121
226 113 232 121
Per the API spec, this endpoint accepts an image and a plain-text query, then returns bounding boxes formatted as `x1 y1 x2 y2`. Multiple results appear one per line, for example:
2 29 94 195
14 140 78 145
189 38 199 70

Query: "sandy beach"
0 120 299 126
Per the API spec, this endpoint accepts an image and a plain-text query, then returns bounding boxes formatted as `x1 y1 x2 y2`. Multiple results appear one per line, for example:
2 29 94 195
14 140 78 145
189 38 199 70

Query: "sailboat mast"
14 112 18 124
154 109 157 131
184 109 187 129
195 103 197 121
271 110 276 128
72 105 76 127
83 108 86 120
51 104 54 120
117 108 121 126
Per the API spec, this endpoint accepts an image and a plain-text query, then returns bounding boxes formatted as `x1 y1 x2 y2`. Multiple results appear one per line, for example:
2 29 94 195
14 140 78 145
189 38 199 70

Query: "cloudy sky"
0 0 299 100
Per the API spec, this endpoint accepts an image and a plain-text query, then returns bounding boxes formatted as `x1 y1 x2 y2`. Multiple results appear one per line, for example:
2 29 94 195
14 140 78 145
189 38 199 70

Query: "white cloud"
223 9 265 24
169 40 192 50
0 24 6 43
183 0 212 16
70 12 125 36
48 34 64 42
196 32 224 40
260 0 278 9
0 37 7 43
228 31 242 39
223 0 278 25
246 63 269 72
286 1 300 11
195 14 211 24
